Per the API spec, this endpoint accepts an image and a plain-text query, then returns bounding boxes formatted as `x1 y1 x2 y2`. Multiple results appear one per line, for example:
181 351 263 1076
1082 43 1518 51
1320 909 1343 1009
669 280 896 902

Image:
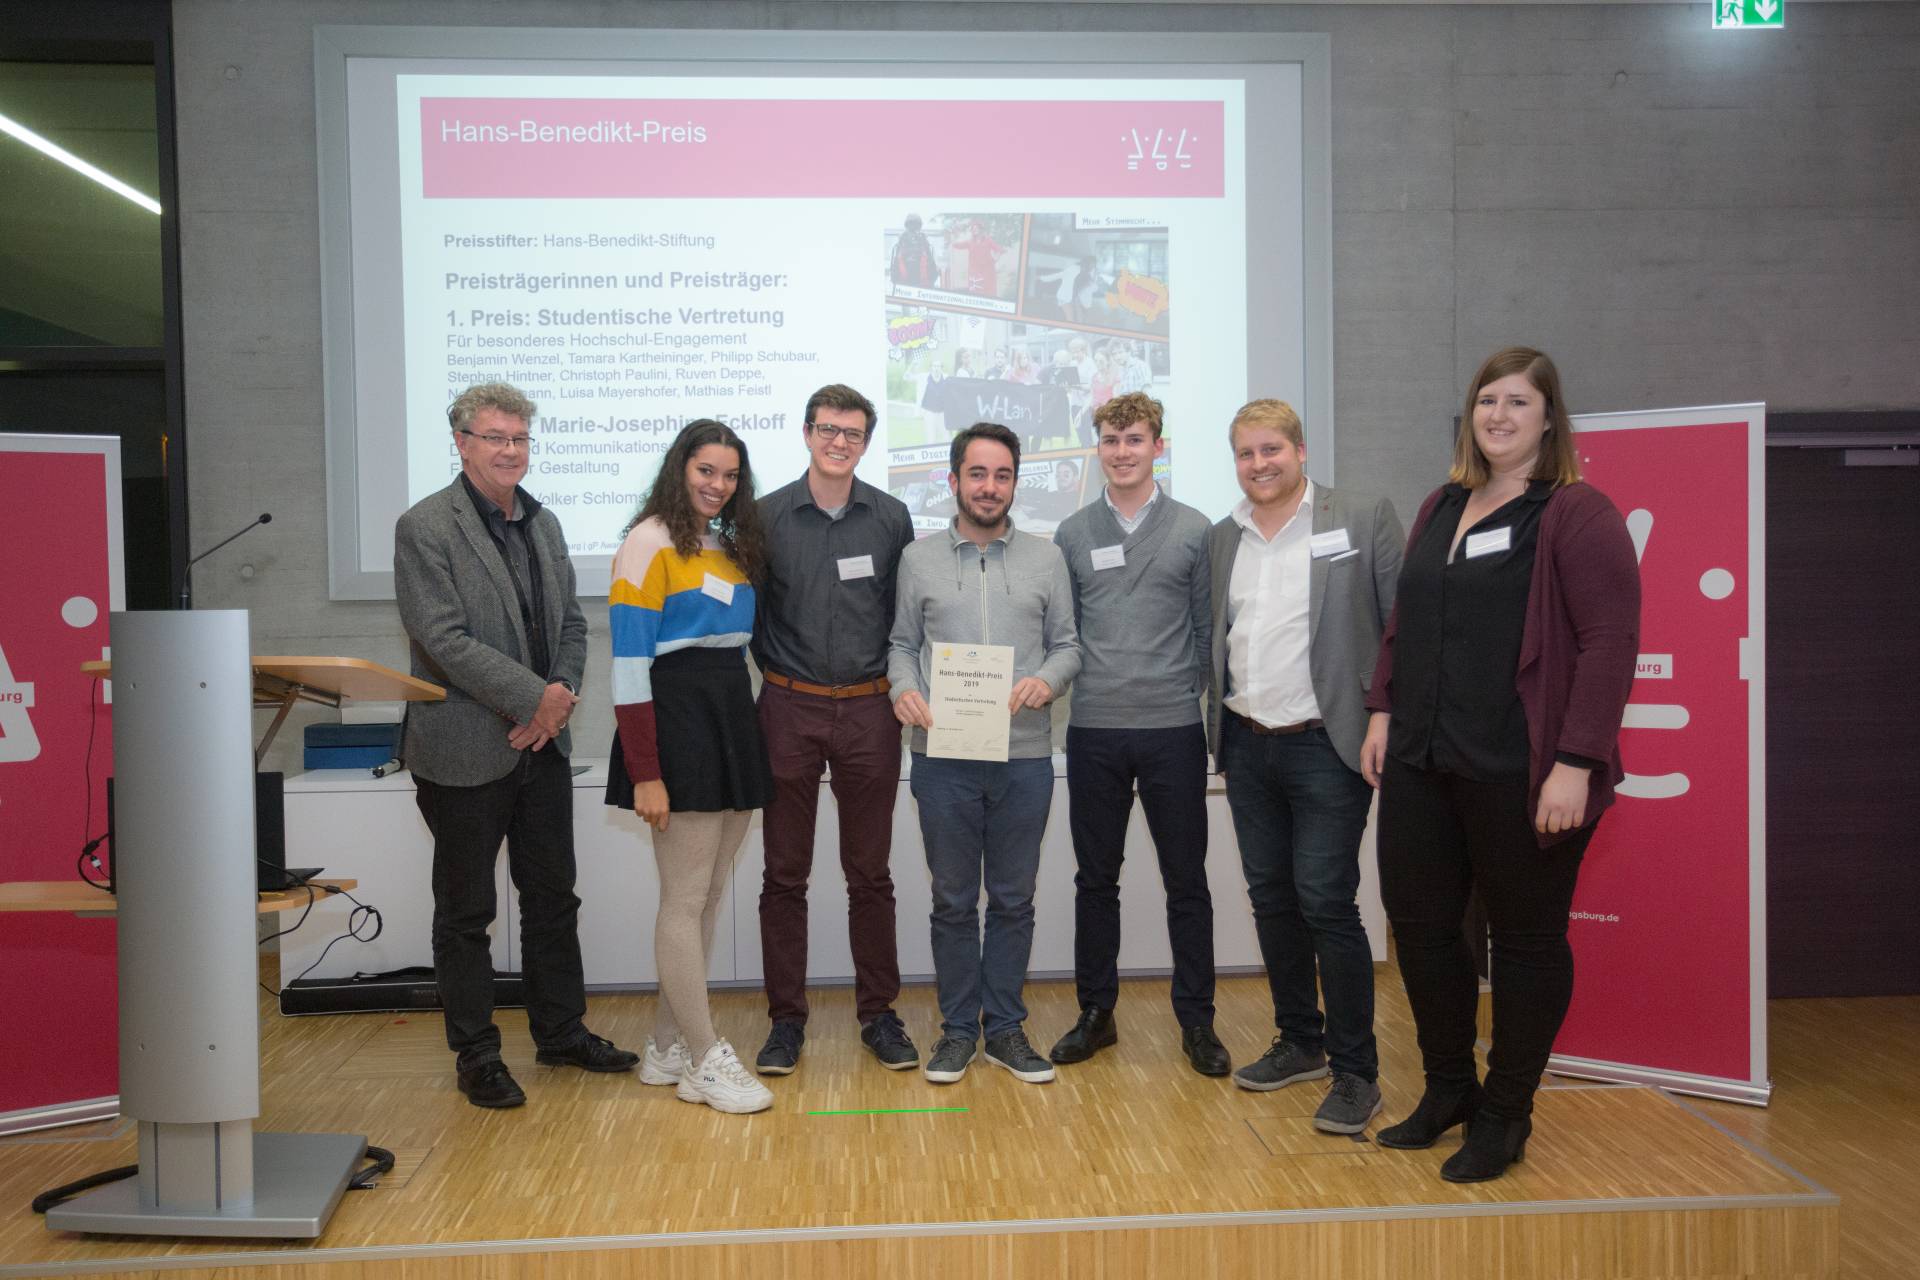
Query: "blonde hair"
1450 347 1581 488
1228 398 1304 449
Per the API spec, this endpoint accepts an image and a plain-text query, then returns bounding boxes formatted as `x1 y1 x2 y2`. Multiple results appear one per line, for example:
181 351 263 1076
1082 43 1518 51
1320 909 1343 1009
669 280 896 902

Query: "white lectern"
46 611 365 1238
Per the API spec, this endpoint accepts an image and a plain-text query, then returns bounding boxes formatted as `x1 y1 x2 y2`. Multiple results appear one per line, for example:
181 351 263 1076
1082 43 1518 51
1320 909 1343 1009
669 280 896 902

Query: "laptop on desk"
253 773 324 890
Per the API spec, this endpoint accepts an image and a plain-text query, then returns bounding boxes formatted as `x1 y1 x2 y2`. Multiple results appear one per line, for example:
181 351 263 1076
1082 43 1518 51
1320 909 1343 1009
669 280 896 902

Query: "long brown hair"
628 419 768 583
1450 347 1582 489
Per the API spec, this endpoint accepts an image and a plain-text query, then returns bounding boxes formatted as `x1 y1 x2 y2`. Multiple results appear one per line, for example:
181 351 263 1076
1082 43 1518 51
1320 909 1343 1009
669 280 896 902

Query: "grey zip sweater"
887 520 1081 758
1053 489 1212 729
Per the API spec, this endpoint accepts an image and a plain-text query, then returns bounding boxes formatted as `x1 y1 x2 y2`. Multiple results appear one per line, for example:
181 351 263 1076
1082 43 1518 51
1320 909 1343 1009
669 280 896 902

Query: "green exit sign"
1714 0 1784 29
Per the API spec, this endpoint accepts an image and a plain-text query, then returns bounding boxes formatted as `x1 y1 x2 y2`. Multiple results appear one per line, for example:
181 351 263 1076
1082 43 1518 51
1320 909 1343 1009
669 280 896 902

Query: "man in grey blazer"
394 382 637 1108
1206 398 1403 1135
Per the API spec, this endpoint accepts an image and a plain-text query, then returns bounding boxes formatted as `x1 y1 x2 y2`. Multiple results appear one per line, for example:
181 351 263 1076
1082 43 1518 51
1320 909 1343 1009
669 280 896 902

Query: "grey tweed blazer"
1205 484 1404 775
393 478 588 786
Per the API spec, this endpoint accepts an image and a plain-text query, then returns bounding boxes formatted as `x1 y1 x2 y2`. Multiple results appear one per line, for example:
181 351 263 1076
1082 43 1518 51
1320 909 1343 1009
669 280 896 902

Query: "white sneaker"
640 1034 688 1086
676 1039 774 1114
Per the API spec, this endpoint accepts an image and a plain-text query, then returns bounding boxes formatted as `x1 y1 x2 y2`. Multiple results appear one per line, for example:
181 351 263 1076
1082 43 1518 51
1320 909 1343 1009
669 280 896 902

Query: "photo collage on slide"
882 212 1172 536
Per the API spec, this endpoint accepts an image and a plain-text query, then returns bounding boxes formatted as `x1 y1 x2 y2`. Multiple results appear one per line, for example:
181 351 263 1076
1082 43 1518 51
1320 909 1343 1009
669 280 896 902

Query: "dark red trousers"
755 681 903 1026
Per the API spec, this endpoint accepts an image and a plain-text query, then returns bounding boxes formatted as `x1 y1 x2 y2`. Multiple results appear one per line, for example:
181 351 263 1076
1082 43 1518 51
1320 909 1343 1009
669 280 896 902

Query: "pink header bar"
421 98 1225 199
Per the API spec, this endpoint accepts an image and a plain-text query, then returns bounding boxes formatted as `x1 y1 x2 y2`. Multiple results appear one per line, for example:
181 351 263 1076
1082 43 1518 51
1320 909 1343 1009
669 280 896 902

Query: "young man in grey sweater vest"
1047 392 1229 1076
889 422 1081 1087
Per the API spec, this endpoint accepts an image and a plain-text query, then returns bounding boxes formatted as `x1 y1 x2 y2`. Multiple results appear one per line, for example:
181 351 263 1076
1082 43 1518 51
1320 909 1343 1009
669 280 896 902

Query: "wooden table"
81 655 441 766
81 656 441 703
0 879 357 916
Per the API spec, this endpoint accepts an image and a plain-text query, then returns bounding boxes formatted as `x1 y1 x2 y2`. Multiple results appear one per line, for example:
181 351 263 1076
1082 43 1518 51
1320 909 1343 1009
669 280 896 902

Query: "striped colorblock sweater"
609 516 756 784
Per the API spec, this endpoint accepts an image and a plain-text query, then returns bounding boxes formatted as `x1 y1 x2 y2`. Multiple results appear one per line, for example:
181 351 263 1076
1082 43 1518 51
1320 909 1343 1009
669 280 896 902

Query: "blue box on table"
304 722 401 770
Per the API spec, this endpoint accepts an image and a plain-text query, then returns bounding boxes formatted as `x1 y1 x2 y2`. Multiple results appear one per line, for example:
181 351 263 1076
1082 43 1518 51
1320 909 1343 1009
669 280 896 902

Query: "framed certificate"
926 642 1014 762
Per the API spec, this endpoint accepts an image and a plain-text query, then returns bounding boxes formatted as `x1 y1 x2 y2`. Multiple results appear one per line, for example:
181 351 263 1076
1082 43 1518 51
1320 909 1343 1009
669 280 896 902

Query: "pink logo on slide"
421 98 1227 199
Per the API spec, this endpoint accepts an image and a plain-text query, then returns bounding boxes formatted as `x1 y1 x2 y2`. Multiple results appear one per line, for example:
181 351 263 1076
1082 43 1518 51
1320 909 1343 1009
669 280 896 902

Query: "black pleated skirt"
605 646 771 813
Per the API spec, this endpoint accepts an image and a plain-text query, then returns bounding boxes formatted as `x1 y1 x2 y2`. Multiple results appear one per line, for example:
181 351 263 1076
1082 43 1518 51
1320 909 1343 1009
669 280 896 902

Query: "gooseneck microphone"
179 513 272 608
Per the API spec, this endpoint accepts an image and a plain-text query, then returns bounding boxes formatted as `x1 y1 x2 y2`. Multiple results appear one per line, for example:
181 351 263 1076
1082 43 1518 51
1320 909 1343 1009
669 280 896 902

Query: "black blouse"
1385 481 1551 781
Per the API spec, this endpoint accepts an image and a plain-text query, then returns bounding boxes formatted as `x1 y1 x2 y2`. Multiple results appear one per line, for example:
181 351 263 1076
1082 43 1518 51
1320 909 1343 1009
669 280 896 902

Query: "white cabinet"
281 757 1385 990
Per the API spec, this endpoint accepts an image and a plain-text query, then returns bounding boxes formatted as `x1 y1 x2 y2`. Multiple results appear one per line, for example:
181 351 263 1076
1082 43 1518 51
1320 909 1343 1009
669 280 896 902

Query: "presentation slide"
320 38 1324 598
404 75 1243 553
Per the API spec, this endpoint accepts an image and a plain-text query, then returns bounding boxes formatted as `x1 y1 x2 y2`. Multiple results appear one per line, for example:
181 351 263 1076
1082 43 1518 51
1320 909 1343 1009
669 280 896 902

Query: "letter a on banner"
0 644 39 762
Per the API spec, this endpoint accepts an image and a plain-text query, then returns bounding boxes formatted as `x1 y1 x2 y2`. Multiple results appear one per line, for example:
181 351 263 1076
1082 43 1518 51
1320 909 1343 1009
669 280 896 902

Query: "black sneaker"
1232 1037 1329 1092
860 1011 920 1070
924 1034 978 1084
755 1019 805 1076
534 1031 639 1073
1048 1006 1116 1064
1313 1072 1384 1134
457 1059 526 1109
985 1028 1056 1083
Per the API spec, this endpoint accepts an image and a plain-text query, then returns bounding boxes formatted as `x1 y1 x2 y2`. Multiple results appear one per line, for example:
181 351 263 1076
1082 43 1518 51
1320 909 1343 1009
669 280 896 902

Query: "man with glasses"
394 381 637 1109
752 384 919 1075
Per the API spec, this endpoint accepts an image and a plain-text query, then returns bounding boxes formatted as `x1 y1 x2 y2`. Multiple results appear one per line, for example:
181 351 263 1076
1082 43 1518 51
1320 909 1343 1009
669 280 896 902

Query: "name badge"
1464 527 1512 559
701 572 736 605
1309 529 1352 558
1090 544 1127 572
837 554 876 581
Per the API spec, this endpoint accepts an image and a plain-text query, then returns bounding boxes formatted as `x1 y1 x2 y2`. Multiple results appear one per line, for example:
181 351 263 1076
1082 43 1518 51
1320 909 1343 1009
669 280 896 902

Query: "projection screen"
316 28 1331 599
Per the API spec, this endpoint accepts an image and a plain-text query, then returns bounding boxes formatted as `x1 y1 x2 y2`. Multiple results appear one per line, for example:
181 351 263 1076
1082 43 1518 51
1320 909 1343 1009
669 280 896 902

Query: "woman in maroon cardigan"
1359 347 1639 1182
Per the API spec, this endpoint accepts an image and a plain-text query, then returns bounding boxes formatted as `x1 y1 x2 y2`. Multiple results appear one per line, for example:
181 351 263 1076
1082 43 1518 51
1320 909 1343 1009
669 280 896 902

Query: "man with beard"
889 422 1080 1087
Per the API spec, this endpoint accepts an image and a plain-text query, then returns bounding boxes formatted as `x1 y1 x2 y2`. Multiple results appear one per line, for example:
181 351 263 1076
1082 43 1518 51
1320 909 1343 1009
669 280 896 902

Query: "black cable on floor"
350 1144 397 1190
34 1143 396 1213
31 1164 137 1214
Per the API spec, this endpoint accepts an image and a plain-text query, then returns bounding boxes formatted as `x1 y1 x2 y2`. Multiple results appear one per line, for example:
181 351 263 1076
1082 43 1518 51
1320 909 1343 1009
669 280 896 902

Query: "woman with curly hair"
608 419 775 1113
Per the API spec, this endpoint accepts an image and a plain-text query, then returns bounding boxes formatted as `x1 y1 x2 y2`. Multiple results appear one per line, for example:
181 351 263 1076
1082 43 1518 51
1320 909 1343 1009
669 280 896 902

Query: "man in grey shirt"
889 421 1080 1087
1048 392 1226 1076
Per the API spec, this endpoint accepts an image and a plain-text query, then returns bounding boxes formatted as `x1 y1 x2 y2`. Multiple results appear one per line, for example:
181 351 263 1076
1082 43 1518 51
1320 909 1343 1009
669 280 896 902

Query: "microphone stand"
179 514 272 609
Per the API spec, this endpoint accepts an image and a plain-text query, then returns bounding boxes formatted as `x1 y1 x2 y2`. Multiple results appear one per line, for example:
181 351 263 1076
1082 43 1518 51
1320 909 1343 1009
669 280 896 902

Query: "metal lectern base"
45 1131 367 1238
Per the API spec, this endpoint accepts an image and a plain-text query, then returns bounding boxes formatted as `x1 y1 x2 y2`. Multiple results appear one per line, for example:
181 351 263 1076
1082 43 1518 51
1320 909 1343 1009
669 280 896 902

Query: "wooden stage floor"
0 972 1844 1279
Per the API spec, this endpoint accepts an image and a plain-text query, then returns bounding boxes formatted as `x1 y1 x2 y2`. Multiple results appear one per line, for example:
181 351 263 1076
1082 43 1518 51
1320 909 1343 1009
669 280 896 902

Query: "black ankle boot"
1376 1083 1483 1150
1440 1113 1530 1183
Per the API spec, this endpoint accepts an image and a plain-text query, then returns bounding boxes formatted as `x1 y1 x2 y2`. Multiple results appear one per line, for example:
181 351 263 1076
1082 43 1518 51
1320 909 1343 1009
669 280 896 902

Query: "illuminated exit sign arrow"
1714 0 1784 28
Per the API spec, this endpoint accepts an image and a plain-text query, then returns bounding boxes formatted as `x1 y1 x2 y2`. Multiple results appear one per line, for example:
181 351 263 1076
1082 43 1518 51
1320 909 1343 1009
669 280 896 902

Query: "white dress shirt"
1224 480 1323 727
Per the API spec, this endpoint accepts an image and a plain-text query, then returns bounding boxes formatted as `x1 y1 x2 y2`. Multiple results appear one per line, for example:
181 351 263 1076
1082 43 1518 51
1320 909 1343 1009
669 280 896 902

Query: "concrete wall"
170 0 1920 771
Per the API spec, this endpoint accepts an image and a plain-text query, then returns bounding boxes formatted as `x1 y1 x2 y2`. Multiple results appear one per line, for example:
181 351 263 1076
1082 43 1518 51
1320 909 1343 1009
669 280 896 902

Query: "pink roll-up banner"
1549 404 1769 1105
0 434 125 1133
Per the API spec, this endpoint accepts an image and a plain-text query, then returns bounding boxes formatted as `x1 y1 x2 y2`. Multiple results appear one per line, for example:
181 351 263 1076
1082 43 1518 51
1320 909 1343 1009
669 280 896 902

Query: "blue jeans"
1222 718 1378 1080
909 753 1055 1041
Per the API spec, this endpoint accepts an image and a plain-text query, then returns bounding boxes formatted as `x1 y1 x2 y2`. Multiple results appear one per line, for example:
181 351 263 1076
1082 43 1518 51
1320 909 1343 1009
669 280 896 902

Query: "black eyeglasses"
807 423 869 446
460 429 534 450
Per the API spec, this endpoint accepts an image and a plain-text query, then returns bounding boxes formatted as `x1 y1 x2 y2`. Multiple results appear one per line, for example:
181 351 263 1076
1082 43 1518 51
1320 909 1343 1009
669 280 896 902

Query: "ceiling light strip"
0 109 162 215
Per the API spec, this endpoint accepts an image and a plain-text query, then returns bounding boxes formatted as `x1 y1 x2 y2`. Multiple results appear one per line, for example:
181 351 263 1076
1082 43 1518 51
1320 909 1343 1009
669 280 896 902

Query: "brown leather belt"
764 669 890 699
1232 711 1324 737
